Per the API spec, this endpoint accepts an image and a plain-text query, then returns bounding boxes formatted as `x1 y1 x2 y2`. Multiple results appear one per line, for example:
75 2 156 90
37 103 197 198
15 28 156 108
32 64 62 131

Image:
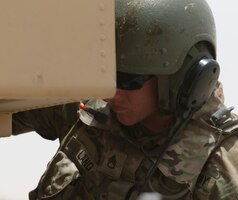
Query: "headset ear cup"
177 58 220 115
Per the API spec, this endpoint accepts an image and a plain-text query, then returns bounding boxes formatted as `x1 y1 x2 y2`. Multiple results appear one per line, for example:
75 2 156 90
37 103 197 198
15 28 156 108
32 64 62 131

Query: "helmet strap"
187 45 200 58
157 75 170 114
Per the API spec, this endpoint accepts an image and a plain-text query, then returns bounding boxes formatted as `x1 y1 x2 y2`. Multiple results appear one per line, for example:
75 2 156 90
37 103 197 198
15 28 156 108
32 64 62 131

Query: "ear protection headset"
158 41 220 118
177 57 220 118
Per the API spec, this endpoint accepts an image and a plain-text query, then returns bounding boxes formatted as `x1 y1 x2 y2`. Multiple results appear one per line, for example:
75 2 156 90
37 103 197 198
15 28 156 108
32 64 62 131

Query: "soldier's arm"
194 134 238 199
12 103 79 141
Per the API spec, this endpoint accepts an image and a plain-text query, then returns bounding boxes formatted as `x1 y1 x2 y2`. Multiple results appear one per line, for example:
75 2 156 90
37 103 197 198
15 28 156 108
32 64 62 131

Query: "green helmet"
115 0 219 115
116 0 216 75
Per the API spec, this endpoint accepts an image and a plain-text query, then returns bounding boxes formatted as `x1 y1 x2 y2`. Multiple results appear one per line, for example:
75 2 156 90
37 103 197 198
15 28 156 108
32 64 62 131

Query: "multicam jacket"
12 82 238 200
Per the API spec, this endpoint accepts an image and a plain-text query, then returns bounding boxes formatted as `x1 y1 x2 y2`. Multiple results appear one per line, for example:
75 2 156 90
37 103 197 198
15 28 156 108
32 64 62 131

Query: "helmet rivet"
163 62 170 68
184 3 195 14
160 48 167 55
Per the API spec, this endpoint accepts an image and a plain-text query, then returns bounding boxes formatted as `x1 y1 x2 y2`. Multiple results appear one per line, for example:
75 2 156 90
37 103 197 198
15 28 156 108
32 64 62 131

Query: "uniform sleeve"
194 134 238 200
12 103 79 141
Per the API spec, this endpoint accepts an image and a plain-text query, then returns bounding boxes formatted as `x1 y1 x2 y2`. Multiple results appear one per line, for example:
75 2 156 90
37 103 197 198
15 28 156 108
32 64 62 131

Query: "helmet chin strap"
157 75 171 114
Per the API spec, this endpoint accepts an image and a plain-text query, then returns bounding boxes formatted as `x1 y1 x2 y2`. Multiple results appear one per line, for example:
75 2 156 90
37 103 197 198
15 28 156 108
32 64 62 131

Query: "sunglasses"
117 71 153 90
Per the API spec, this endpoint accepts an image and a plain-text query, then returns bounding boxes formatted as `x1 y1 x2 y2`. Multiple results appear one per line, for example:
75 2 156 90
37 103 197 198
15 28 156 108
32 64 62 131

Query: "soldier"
12 0 238 199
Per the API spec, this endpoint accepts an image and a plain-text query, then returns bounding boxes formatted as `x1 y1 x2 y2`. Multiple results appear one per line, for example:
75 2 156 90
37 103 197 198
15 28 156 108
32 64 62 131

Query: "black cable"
138 111 195 198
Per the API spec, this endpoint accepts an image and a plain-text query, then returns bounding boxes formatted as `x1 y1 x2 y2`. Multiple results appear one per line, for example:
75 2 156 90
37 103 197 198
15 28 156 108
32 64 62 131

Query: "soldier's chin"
116 115 137 126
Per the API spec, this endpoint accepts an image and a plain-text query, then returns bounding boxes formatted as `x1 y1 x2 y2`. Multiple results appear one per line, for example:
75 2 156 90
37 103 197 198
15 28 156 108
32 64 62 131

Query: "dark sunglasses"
117 71 153 90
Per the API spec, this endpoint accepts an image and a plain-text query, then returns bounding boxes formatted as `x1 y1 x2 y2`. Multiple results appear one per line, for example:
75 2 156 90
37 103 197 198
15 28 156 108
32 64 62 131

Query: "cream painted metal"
0 0 116 136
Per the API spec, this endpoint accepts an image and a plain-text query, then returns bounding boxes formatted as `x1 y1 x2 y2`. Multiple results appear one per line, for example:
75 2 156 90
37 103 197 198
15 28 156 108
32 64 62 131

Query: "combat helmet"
115 0 220 116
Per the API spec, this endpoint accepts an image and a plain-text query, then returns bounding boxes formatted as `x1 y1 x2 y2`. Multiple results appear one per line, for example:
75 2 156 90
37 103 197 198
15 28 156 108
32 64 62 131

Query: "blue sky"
0 1 238 199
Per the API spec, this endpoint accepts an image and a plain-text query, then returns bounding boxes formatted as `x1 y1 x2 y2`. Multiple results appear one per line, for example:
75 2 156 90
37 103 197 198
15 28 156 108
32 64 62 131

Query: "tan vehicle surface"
0 0 116 136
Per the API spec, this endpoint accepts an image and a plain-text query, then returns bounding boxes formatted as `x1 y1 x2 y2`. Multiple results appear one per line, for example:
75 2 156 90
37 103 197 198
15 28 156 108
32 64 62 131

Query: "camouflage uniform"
12 82 238 200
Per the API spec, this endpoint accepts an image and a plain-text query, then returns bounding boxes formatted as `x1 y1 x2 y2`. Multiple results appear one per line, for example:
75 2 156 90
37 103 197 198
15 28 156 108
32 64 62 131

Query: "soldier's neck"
140 112 172 135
